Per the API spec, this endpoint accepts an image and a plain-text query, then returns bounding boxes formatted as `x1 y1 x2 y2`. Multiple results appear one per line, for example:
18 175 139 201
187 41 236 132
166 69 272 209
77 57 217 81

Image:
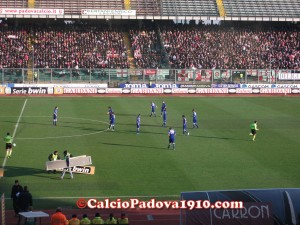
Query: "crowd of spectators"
32 26 129 69
161 24 300 70
51 208 129 225
1 21 299 70
0 22 129 70
0 23 30 68
129 28 163 68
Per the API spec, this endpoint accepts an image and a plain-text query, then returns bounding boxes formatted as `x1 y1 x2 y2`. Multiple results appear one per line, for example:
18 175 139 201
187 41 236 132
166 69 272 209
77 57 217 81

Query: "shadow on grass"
0 120 106 131
117 122 164 128
100 142 166 150
3 166 48 178
116 113 138 117
189 134 251 141
111 130 166 135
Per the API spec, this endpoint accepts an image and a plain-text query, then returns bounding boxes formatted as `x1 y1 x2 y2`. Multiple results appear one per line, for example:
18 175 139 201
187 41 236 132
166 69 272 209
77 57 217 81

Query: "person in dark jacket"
19 186 33 212
11 180 23 216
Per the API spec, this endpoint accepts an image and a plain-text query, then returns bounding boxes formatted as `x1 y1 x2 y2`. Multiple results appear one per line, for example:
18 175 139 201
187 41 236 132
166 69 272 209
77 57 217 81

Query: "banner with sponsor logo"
0 86 5 95
81 9 136 16
122 89 131 94
181 188 300 225
278 70 300 80
119 83 149 88
106 88 122 94
151 84 180 88
236 88 252 94
0 8 64 15
64 88 98 94
131 88 163 94
97 89 106 94
11 87 49 95
291 88 300 94
188 88 196 94
54 86 63 95
57 166 95 175
196 88 228 94
270 84 300 88
241 84 273 89
212 84 240 88
181 84 211 88
171 88 189 94
260 88 291 94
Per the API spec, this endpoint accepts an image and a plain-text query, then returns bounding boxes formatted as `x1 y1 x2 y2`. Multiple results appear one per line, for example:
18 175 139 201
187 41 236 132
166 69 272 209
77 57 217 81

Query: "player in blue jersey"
162 108 167 127
107 106 113 122
109 112 115 131
53 106 58 126
192 109 199 128
136 114 141 134
149 102 157 117
168 127 176 150
160 101 166 117
182 115 189 135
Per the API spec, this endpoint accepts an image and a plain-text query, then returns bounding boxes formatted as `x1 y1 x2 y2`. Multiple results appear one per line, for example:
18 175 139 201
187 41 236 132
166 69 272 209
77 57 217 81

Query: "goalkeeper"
249 121 259 141
4 132 13 158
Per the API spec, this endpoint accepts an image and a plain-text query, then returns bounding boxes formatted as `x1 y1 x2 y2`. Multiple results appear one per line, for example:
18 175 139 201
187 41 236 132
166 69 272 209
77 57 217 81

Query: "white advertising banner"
131 88 163 94
81 9 136 16
236 88 253 94
106 88 122 94
260 88 291 94
64 88 98 94
0 8 64 15
278 71 300 80
196 88 228 94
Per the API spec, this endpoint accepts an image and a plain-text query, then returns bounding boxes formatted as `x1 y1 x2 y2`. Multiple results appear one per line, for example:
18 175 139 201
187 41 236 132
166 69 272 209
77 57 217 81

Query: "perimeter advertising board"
181 188 300 225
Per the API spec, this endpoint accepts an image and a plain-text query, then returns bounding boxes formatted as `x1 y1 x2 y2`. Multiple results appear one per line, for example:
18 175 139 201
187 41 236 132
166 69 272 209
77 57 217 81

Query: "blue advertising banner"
151 83 180 88
118 83 149 88
211 84 241 88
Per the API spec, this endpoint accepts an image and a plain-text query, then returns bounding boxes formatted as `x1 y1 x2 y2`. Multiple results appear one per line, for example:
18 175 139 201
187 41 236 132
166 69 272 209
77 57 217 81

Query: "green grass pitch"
0 96 299 209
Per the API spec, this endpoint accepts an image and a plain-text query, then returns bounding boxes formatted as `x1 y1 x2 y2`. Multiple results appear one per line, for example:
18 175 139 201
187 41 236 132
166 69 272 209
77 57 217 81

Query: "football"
187 132 190 136
13 143 16 147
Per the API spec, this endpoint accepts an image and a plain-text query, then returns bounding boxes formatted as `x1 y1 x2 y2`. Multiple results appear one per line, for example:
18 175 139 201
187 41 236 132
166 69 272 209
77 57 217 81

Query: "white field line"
1 99 27 177
13 116 109 140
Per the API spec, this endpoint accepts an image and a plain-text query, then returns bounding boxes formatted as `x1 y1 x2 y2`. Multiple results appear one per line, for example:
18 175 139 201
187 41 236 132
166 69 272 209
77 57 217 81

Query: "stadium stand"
0 0 27 8
223 0 300 18
0 19 299 70
161 0 218 16
34 0 124 14
130 0 161 15
129 28 163 68
161 24 300 70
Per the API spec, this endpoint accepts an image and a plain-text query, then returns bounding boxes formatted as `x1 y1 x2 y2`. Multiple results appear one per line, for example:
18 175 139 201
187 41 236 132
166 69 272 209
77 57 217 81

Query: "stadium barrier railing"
0 68 299 85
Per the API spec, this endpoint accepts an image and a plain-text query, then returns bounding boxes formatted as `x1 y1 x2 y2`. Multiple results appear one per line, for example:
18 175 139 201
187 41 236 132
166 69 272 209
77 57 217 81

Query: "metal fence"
0 68 299 85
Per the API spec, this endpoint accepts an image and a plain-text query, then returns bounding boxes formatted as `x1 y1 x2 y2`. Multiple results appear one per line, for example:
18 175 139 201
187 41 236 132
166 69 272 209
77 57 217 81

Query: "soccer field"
0 96 299 209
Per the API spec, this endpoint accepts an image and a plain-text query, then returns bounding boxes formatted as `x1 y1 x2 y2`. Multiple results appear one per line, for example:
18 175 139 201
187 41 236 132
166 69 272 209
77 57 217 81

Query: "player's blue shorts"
53 114 57 119
137 124 140 128
169 138 175 143
193 118 197 123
